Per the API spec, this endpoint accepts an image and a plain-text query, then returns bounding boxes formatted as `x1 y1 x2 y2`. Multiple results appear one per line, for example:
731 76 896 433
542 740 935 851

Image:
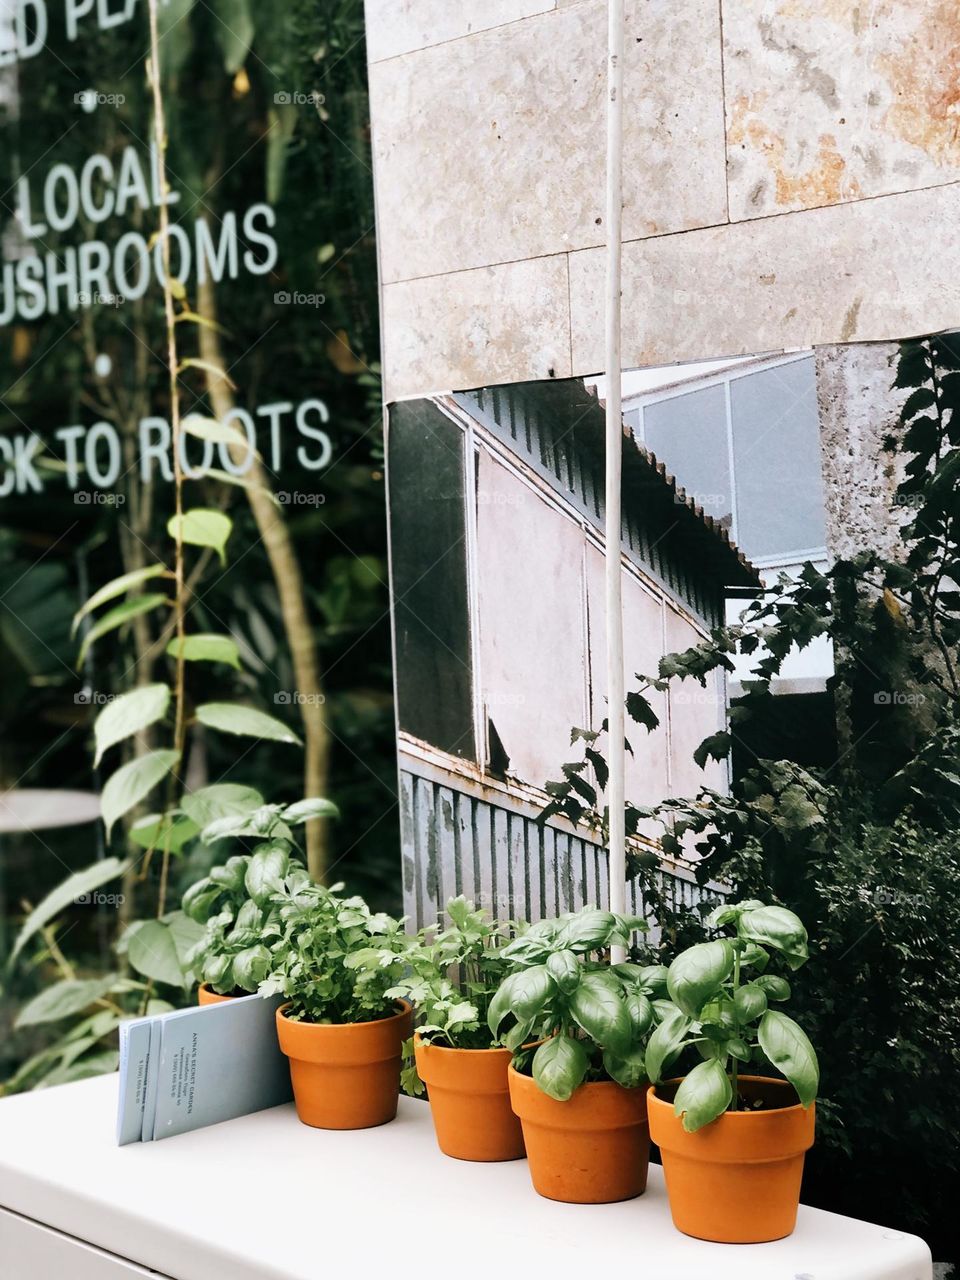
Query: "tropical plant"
487 907 662 1101
259 879 416 1025
645 901 818 1133
386 895 522 1094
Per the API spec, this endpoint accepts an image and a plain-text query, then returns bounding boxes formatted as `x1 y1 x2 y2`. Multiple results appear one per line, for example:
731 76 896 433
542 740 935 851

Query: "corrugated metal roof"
527 378 761 591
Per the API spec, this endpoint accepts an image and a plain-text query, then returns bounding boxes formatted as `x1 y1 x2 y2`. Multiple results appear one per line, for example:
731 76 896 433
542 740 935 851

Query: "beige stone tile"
568 182 960 374
724 0 960 220
364 0 557 63
369 0 727 285
382 255 572 399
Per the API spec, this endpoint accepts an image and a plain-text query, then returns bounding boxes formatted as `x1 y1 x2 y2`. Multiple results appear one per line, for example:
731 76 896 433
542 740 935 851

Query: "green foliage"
259 878 416 1025
488 908 659 1100
723 820 960 1244
180 799 334 995
648 902 818 1133
387 897 524 1095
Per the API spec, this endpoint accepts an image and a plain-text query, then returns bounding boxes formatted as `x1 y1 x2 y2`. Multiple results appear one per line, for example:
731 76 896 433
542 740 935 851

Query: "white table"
0 1074 933 1280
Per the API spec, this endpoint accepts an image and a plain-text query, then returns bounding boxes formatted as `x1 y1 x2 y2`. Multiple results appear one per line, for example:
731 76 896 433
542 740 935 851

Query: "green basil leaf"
625 991 654 1038
569 971 632 1054
758 1010 819 1106
674 1058 733 1133
733 983 768 1023
667 939 735 1016
645 1007 692 1083
755 974 792 1002
232 945 272 991
244 842 290 905
739 907 810 970
532 1034 589 1101
556 909 617 952
546 949 580 995
602 1045 647 1088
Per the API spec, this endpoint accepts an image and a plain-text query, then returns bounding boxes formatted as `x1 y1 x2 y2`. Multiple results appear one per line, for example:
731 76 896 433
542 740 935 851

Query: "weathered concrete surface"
815 342 908 562
382 255 571 395
367 0 960 399
364 0 557 63
724 0 960 220
368 0 727 285
567 182 960 378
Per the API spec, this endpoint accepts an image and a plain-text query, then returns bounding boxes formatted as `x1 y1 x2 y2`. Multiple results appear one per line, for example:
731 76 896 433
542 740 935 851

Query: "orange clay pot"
276 1001 413 1130
508 1066 649 1203
414 1036 525 1162
197 984 237 1006
648 1075 816 1244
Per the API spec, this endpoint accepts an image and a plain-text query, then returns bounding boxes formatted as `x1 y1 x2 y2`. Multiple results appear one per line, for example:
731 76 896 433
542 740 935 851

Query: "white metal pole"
605 0 627 962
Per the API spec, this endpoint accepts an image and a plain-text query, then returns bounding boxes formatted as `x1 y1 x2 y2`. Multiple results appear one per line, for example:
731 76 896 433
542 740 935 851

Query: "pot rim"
277 997 412 1029
508 1062 644 1098
414 1035 513 1055
648 1074 811 1120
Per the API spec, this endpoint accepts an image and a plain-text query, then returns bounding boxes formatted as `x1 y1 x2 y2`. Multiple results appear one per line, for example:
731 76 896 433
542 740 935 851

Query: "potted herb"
388 896 527 1162
489 907 662 1203
645 900 819 1243
260 877 416 1130
182 799 330 1003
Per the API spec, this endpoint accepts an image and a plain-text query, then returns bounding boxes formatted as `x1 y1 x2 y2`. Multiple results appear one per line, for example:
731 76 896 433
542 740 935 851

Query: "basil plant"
646 900 820 1133
181 798 335 995
488 907 665 1101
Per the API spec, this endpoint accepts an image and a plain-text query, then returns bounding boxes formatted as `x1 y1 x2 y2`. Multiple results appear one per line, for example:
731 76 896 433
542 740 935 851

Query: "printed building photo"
388 338 936 931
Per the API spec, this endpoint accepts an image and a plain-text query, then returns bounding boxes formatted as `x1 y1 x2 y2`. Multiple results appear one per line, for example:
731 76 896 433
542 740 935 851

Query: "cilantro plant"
260 878 418 1025
387 896 522 1095
646 901 819 1132
488 907 664 1101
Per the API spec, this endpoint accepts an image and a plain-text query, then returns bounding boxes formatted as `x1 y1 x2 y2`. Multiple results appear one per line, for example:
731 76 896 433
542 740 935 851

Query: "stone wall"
365 0 960 398
815 343 907 562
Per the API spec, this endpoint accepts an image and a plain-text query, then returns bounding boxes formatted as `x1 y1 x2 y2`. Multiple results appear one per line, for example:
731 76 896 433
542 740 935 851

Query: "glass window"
730 358 827 560
642 386 732 527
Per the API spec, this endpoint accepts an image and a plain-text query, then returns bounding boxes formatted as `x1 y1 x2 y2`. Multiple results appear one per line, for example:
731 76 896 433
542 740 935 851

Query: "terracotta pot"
276 1001 413 1130
414 1036 525 1162
648 1075 816 1243
508 1066 649 1203
197 983 237 1006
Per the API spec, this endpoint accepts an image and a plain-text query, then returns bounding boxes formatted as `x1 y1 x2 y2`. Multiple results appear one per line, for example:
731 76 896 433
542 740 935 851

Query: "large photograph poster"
0 2 396 1060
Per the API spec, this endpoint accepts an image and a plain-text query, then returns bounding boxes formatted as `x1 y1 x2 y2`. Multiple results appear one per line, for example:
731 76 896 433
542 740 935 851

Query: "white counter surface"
0 1074 933 1280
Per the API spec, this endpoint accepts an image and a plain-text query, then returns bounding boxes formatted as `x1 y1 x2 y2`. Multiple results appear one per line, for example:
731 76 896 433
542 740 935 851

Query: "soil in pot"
508 1066 649 1203
277 1000 413 1130
648 1075 816 1244
414 1037 525 1162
